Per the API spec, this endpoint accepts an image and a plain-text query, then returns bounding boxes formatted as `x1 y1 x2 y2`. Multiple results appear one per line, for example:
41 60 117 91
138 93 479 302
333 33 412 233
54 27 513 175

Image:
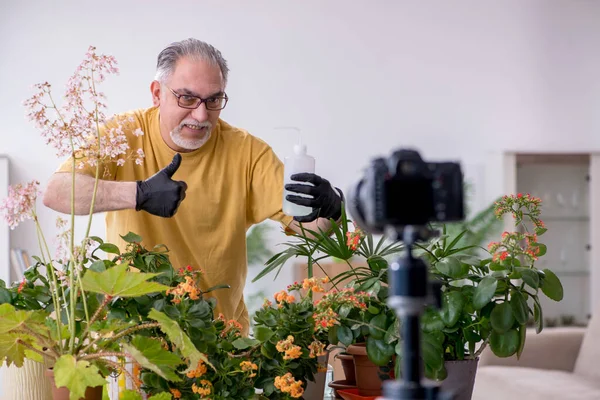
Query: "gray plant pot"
439 358 479 400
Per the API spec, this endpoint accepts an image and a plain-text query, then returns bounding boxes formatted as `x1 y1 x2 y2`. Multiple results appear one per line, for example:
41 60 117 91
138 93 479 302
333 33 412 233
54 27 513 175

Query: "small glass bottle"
282 143 315 217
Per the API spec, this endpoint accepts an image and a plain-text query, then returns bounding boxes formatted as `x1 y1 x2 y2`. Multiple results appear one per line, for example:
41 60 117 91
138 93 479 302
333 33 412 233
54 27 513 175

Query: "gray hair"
154 38 229 86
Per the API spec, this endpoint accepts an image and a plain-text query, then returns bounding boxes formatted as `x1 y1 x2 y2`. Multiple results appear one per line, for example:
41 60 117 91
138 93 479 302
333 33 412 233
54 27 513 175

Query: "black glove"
285 173 343 223
135 154 187 217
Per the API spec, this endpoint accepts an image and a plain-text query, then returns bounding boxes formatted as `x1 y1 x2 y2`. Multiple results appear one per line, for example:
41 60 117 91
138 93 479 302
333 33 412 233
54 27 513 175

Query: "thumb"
163 153 182 178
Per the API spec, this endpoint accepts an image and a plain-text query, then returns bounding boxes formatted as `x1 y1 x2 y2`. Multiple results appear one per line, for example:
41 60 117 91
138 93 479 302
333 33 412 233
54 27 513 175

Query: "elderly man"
43 38 343 334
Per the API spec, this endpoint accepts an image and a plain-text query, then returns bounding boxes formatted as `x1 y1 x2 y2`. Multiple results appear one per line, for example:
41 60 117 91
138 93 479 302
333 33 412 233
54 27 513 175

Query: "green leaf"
99 243 120 255
367 305 380 315
435 257 469 279
366 337 395 366
421 309 445 332
53 355 106 400
489 329 519 358
254 326 275 342
421 334 444 371
122 336 182 382
517 268 539 289
232 337 260 350
0 333 28 367
0 303 37 334
202 284 231 294
510 291 529 325
517 324 527 359
490 302 514 333
148 309 214 373
532 243 547 257
121 232 143 243
368 313 388 340
440 291 465 327
541 269 564 301
489 262 506 272
534 299 543 334
367 256 388 273
535 227 548 235
148 394 173 400
82 264 169 297
337 325 353 346
473 277 498 309
0 287 12 304
89 260 107 273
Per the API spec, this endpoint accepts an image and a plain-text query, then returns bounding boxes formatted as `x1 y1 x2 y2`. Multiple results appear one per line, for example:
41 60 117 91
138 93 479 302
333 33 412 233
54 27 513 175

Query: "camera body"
348 148 465 233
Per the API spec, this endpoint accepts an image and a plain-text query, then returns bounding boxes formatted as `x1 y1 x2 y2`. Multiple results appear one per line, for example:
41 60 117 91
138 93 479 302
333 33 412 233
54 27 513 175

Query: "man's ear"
150 80 161 107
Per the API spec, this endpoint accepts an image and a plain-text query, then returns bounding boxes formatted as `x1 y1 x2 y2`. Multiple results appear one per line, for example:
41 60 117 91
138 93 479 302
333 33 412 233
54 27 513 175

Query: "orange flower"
274 372 304 398
169 388 182 398
240 361 258 377
192 380 213 397
186 360 207 378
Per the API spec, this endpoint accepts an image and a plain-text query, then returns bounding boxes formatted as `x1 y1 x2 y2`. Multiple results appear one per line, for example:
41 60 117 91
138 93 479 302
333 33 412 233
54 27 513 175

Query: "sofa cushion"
573 311 600 380
472 366 600 400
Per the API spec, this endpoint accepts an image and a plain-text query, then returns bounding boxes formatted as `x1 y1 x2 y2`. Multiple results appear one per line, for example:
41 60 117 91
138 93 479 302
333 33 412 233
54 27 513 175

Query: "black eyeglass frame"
166 86 229 110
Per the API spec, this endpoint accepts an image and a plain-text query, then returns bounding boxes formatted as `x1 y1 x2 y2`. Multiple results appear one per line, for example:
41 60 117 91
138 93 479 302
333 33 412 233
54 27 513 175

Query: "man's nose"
190 103 209 121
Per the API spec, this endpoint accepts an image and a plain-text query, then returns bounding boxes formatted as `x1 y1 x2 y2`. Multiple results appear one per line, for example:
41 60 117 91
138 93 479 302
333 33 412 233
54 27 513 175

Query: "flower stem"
32 212 65 352
19 326 61 358
15 339 58 362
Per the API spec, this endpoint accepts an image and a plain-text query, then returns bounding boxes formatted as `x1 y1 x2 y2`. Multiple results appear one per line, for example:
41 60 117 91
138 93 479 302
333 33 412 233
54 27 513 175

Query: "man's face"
151 57 225 152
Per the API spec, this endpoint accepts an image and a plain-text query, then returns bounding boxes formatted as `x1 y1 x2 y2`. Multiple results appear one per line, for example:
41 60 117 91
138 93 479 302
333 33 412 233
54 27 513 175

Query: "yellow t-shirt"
56 106 293 334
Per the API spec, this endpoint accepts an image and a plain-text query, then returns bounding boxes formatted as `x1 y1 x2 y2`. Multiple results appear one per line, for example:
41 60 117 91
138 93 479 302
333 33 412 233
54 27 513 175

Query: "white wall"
1 0 599 287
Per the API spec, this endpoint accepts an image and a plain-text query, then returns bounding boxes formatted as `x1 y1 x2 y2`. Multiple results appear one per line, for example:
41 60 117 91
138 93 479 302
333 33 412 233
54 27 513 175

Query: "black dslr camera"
347 148 464 400
348 148 465 233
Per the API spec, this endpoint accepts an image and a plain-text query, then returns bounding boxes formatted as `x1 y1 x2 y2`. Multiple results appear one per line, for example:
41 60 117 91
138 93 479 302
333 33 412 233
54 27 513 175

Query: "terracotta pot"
346 343 394 397
44 369 103 400
336 353 356 385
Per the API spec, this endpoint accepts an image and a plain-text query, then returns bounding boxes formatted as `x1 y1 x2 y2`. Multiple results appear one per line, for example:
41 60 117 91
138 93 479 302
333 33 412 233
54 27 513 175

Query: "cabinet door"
517 160 590 324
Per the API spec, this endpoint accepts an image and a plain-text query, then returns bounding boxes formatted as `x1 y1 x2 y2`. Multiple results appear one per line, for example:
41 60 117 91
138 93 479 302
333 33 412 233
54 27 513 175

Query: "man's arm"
43 172 137 215
43 154 188 218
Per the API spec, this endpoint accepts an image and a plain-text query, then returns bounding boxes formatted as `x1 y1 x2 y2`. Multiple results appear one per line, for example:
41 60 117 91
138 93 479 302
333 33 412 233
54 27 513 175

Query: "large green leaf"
0 303 35 334
473 277 497 309
122 336 182 382
148 309 213 373
421 334 444 371
421 309 445 332
82 264 169 297
489 329 519 358
541 269 564 301
0 333 28 367
440 291 465 327
368 314 388 340
366 337 395 366
490 302 514 333
435 257 469 279
53 355 106 400
517 324 527 359
509 291 529 325
337 325 353 346
232 337 260 350
517 268 539 289
254 326 275 342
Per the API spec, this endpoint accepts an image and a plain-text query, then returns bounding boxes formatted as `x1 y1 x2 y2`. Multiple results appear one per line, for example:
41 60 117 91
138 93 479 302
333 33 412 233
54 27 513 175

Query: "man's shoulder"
218 119 271 152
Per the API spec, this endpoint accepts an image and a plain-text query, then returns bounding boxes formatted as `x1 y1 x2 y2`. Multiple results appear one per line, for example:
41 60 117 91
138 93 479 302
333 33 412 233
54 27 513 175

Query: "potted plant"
254 194 564 399
412 193 563 399
0 46 209 400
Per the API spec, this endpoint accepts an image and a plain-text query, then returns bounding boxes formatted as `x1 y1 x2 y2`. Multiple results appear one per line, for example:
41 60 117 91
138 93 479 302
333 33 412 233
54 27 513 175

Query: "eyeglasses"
166 86 228 110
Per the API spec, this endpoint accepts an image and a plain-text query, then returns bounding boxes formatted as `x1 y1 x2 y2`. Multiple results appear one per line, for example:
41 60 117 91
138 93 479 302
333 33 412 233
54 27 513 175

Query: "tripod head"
380 225 455 400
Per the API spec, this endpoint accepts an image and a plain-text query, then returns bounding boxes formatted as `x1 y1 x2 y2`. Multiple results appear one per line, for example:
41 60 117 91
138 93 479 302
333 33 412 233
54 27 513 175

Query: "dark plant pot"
347 343 394 397
431 358 479 400
337 353 356 385
45 369 103 400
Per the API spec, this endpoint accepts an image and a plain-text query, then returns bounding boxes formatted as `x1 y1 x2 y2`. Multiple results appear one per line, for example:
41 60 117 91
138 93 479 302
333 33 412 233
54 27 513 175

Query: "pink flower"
0 181 40 229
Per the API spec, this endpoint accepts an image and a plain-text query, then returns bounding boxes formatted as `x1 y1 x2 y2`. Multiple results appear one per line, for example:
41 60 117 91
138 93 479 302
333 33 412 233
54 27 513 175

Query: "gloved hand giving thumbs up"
135 154 188 217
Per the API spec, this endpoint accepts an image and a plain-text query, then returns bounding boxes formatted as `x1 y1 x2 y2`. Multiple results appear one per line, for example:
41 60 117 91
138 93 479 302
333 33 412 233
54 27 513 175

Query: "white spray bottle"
280 128 315 218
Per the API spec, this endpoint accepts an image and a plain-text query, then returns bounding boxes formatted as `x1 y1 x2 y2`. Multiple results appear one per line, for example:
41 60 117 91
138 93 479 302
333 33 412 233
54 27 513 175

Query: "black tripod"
381 225 454 400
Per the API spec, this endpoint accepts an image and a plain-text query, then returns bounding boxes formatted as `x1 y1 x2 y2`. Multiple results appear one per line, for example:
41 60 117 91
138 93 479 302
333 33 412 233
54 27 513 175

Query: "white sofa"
472 312 600 400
